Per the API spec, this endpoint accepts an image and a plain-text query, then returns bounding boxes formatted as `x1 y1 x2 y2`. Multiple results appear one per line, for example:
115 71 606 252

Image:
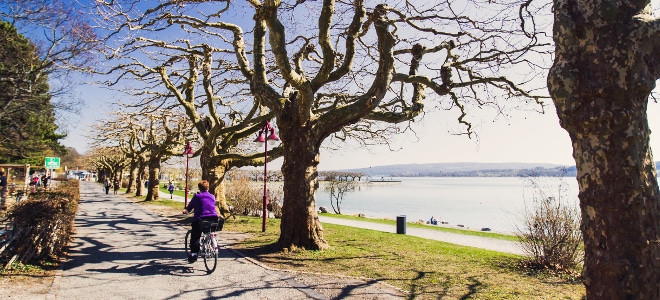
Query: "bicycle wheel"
203 235 218 274
184 230 192 258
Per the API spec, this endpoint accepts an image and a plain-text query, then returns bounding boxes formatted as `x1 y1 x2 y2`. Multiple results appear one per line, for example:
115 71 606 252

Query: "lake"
315 177 580 234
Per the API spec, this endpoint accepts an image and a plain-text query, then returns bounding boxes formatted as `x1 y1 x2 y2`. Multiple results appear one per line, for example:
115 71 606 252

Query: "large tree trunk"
277 131 329 251
145 156 160 201
125 164 136 193
200 158 231 218
199 147 231 217
135 167 145 197
549 1 660 297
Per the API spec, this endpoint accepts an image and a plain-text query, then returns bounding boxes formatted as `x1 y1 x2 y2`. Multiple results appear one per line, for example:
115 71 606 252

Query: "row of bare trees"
89 0 549 253
85 110 194 200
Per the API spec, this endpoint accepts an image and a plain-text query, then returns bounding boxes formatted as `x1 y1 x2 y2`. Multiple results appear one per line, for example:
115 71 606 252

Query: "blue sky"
58 1 660 171
63 88 660 171
59 81 596 171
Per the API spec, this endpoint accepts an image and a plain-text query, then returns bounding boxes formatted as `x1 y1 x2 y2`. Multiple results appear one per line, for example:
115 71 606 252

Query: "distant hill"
337 162 578 177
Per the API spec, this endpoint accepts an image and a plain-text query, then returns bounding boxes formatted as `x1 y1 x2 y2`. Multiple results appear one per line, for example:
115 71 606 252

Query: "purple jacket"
185 191 218 221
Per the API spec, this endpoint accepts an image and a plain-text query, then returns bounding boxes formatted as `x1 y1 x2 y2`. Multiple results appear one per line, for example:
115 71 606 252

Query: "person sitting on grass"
430 216 438 225
182 180 220 263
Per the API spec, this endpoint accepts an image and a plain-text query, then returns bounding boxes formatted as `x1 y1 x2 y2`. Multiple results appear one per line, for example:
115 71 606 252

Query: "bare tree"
91 112 143 193
83 146 127 182
138 111 194 201
0 0 98 113
93 0 549 251
60 147 84 171
120 129 148 195
322 171 358 215
92 109 195 200
94 0 283 216
251 0 548 250
548 0 660 297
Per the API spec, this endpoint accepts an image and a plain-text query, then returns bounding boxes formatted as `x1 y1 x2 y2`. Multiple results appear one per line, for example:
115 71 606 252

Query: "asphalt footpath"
317 216 525 255
49 181 403 299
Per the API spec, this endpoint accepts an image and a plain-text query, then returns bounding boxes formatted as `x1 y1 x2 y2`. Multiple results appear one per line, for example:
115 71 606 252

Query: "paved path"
50 181 402 299
317 217 525 255
161 189 524 255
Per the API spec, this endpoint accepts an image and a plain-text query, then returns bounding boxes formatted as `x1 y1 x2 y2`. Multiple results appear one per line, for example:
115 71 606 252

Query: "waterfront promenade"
161 189 524 255
48 181 403 299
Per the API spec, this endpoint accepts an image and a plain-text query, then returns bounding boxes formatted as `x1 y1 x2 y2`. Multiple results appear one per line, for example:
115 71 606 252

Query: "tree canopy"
0 0 99 164
0 20 65 164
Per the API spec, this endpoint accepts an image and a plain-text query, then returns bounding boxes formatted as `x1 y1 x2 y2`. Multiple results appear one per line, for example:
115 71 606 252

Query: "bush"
226 175 283 219
1 180 80 268
226 176 263 217
516 175 582 272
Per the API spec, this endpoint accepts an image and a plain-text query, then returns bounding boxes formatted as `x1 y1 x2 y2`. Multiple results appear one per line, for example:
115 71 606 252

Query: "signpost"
45 157 60 169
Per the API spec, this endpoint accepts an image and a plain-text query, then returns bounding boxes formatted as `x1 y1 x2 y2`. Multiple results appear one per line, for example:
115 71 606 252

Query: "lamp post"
254 120 279 232
183 141 194 208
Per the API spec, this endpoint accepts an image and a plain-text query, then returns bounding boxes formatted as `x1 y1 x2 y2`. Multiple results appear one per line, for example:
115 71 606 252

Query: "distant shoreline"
335 162 578 178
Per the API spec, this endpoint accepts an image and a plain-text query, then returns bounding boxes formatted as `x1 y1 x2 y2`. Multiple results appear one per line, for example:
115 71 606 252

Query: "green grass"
158 185 190 198
225 216 584 299
113 185 189 201
319 212 521 242
120 187 187 210
148 198 184 210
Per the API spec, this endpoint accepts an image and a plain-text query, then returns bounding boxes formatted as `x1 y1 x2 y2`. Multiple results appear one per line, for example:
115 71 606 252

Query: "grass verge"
319 212 520 242
224 216 584 299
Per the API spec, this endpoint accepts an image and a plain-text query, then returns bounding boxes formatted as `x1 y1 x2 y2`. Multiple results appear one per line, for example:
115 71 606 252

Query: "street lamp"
183 141 194 208
254 120 279 232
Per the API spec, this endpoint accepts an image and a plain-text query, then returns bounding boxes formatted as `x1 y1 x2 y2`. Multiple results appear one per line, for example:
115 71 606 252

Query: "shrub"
1 180 80 268
226 174 283 219
516 174 583 273
225 176 263 217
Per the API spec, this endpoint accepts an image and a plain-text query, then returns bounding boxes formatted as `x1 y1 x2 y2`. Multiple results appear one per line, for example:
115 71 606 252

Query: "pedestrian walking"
113 178 120 195
168 181 175 199
29 175 38 193
0 171 6 205
41 173 51 190
104 177 111 194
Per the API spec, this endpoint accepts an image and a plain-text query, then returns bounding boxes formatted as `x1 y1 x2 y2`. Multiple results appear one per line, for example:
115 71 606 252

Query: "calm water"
315 177 579 234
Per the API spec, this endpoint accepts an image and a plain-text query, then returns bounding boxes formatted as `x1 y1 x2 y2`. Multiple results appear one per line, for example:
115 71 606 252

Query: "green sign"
45 157 60 169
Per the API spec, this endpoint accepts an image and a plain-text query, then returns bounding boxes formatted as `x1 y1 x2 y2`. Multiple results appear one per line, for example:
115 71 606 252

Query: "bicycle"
184 220 219 274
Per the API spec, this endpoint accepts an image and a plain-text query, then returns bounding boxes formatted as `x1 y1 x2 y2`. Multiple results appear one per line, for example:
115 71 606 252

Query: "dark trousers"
105 186 110 194
189 216 221 254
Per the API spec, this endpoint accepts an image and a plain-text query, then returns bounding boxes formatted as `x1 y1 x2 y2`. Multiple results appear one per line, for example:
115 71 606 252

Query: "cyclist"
182 180 220 263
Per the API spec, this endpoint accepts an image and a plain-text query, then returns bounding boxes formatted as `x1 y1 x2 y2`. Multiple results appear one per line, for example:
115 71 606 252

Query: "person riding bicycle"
182 180 220 263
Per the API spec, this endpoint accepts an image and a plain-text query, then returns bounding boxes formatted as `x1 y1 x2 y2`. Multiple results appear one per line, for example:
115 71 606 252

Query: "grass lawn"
225 216 584 299
158 185 190 198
